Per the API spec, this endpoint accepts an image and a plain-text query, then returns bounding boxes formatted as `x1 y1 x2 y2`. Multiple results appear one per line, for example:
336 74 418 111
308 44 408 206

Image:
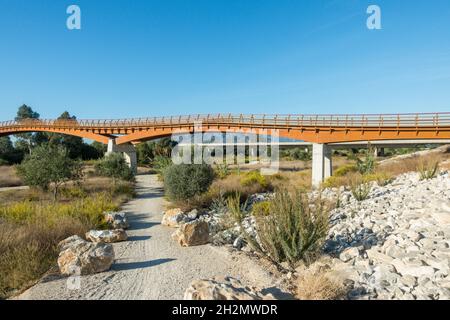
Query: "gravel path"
16 174 277 300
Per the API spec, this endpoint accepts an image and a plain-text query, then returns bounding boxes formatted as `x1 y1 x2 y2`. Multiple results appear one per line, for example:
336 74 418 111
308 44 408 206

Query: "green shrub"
251 201 271 217
418 159 439 180
282 148 312 161
95 153 134 183
363 172 393 186
152 155 172 176
164 164 215 201
334 164 358 177
229 190 329 269
322 176 340 188
240 171 269 189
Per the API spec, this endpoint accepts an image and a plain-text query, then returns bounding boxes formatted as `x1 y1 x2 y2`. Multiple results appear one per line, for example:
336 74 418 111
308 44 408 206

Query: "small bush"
418 159 440 180
322 176 340 189
350 179 371 202
240 171 269 189
164 164 215 202
95 153 134 183
215 163 230 179
60 186 88 199
152 155 172 176
215 174 271 199
296 267 346 300
251 201 271 217
229 189 329 269
363 172 393 186
334 164 358 177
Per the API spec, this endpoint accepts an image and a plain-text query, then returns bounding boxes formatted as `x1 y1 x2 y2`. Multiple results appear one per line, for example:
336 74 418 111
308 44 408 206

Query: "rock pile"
323 172 450 300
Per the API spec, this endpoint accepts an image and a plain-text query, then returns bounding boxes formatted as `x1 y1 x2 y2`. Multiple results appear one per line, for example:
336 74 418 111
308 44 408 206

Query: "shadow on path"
113 258 176 271
128 235 152 242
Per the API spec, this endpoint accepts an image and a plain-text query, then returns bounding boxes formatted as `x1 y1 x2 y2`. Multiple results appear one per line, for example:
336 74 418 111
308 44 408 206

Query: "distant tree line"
0 104 106 165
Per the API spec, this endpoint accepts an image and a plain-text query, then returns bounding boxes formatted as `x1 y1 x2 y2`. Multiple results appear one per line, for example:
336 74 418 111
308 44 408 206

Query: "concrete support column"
374 147 385 158
106 138 137 174
312 143 333 188
324 145 333 179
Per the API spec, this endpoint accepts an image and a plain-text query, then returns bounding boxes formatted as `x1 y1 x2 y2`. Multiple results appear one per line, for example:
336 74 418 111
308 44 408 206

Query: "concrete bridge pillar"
106 138 137 174
374 147 385 158
312 143 332 188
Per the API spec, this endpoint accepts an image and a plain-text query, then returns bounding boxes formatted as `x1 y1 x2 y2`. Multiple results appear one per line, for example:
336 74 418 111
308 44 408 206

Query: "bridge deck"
1 113 449 145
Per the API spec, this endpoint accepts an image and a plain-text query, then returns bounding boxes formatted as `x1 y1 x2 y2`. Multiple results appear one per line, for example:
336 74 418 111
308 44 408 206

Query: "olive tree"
16 144 83 200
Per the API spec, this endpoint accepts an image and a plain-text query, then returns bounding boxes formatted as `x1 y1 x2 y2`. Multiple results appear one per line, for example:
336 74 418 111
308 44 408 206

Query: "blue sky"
0 0 449 120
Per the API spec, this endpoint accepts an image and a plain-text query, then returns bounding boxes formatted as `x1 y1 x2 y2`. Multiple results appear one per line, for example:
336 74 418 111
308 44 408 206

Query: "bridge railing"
1 113 449 129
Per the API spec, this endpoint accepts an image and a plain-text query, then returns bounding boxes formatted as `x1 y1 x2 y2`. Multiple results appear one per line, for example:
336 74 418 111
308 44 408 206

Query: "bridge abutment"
312 143 332 188
106 138 137 174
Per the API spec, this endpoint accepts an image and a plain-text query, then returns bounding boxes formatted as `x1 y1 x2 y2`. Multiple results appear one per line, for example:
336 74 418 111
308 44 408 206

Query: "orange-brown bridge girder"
0 113 449 145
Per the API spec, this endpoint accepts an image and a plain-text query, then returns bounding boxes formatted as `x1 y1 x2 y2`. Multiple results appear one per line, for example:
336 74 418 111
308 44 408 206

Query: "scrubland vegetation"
0 116 135 299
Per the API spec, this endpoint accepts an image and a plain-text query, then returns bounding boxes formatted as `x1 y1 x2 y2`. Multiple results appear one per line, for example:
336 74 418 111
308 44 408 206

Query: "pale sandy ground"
15 174 286 300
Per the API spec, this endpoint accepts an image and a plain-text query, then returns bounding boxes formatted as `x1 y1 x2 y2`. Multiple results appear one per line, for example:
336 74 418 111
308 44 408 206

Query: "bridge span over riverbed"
1 113 449 186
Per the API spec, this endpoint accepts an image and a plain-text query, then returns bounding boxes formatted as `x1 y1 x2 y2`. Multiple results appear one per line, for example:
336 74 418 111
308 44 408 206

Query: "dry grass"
378 153 446 177
323 148 450 189
0 218 86 298
0 166 23 188
296 265 347 300
0 176 134 206
0 174 135 299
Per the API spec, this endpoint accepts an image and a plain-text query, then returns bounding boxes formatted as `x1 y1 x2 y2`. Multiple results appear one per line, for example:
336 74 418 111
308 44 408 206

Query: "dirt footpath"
16 174 280 300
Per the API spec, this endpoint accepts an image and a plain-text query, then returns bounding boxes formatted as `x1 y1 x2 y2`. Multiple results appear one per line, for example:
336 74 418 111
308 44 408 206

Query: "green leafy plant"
164 164 215 201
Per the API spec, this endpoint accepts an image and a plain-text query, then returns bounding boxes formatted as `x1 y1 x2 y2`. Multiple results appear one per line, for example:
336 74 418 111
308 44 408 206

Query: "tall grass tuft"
350 178 371 202
418 159 440 180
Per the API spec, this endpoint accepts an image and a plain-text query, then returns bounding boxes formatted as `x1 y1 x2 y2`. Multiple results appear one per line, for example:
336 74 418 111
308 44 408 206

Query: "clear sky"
0 0 449 120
